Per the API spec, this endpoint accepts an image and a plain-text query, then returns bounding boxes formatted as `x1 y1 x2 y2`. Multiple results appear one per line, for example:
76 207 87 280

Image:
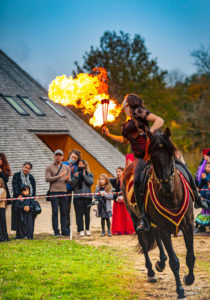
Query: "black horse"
123 161 168 283
123 128 195 299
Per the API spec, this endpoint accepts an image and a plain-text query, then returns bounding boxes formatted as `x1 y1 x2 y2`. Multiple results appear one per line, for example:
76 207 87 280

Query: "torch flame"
48 67 121 126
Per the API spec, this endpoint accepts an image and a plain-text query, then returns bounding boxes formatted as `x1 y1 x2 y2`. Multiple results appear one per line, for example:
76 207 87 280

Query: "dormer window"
1 95 29 116
40 97 65 118
17 95 45 116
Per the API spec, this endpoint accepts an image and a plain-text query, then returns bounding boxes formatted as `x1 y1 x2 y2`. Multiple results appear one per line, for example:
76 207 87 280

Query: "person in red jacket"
110 166 135 235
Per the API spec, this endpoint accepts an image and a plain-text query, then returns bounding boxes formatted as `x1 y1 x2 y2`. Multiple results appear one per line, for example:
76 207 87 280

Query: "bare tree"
191 45 210 76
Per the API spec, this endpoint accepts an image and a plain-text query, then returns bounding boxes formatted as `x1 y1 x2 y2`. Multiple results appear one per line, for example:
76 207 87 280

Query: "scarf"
20 171 33 196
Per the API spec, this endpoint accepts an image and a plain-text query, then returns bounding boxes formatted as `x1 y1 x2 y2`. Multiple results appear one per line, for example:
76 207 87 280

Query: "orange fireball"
48 67 121 126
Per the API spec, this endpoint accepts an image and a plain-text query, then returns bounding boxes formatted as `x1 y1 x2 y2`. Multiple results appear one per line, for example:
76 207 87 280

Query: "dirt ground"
6 199 210 300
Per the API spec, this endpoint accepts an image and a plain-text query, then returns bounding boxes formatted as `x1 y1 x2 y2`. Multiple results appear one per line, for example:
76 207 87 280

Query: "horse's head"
147 127 177 195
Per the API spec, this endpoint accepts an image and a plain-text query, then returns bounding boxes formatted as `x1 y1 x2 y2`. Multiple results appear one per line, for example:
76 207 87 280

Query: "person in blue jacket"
63 149 81 234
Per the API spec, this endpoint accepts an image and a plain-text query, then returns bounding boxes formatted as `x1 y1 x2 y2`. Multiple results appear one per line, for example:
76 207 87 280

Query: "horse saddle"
140 164 152 196
175 163 190 182
139 162 190 196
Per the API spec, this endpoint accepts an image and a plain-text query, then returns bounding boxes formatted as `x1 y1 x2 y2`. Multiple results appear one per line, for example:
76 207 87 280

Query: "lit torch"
101 98 110 134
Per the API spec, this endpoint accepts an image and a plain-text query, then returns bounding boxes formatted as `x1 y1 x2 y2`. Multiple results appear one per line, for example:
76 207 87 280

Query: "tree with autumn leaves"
74 31 210 153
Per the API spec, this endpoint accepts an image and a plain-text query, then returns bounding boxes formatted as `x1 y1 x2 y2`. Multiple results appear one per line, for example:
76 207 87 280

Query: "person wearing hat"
45 149 71 236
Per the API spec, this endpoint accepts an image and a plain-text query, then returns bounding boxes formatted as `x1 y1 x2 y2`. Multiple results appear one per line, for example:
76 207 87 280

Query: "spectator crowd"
0 148 209 242
0 150 134 241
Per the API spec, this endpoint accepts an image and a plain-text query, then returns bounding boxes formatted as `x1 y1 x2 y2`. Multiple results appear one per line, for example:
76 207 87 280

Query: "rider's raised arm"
103 127 127 144
146 113 164 133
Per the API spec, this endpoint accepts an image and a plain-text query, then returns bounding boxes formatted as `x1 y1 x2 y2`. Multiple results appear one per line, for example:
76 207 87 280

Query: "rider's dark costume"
122 108 151 231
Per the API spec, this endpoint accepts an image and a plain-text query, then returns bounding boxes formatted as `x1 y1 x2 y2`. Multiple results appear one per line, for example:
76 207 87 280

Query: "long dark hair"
79 159 90 173
0 153 11 176
125 93 145 118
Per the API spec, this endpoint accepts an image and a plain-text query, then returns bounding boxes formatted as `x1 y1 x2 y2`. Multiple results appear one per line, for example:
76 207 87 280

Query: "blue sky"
0 0 210 88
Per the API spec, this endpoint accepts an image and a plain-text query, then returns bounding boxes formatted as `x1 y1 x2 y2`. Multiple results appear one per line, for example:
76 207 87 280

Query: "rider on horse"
104 93 208 232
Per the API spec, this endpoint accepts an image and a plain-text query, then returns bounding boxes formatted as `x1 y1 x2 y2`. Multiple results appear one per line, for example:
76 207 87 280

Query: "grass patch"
0 239 139 299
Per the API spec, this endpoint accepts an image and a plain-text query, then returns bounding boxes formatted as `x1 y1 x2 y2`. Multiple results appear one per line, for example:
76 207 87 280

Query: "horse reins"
152 157 175 185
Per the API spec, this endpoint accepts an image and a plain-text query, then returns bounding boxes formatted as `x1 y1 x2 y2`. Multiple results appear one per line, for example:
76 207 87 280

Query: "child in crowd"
0 178 9 242
95 174 113 237
195 162 210 232
16 184 41 240
198 162 210 196
195 150 210 186
195 179 210 232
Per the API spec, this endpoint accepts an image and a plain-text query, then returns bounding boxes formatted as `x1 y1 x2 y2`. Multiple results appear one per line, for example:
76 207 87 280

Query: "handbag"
46 164 63 201
34 200 42 215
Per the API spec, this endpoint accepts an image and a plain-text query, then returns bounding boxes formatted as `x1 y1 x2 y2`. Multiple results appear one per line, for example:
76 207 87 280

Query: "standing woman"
0 153 12 200
0 153 12 241
71 160 93 237
104 94 164 231
110 167 135 235
12 162 36 232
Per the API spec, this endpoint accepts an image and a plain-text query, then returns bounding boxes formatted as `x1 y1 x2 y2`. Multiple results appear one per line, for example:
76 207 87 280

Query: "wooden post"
70 191 74 240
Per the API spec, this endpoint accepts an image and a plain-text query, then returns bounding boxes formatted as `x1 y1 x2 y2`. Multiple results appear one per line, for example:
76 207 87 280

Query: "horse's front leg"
154 230 167 272
137 232 157 283
161 232 186 300
182 224 196 286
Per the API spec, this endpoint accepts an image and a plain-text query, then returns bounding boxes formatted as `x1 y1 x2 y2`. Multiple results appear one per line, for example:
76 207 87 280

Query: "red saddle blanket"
145 171 193 236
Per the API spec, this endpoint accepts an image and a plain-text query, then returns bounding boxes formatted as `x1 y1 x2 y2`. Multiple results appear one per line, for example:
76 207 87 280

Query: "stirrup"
136 216 151 232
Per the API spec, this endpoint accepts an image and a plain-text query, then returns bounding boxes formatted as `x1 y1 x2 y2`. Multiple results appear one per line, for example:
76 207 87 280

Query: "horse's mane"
146 131 177 159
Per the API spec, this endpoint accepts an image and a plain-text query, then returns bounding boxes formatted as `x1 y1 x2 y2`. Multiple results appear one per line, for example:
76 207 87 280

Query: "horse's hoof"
155 261 165 272
183 274 195 286
147 275 157 283
177 287 186 299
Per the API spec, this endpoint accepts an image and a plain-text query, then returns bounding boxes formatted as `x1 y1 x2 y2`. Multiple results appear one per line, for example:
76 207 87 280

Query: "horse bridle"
152 157 175 185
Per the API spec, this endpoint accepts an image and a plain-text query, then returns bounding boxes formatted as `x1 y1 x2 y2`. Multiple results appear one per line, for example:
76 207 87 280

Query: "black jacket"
12 171 36 197
16 198 40 215
71 171 93 200
110 177 121 201
11 171 36 231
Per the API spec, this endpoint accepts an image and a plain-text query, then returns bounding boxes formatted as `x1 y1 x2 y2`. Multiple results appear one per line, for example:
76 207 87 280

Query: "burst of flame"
48 67 121 126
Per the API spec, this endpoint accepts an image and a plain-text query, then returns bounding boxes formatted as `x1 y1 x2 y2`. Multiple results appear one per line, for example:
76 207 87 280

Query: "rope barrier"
0 189 209 202
0 191 123 201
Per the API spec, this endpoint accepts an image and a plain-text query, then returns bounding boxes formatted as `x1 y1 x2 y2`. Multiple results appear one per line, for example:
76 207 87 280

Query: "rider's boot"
176 160 208 209
134 186 151 232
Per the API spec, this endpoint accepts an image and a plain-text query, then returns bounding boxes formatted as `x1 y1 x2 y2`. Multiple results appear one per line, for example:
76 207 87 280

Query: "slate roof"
0 50 125 195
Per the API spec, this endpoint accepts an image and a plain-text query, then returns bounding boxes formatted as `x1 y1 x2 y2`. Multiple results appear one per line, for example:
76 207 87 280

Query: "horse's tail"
136 231 157 254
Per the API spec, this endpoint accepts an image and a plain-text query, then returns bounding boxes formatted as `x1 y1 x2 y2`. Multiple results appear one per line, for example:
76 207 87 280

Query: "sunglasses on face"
55 153 62 156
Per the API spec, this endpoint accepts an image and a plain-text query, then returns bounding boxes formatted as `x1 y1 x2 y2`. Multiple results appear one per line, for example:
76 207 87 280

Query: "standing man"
45 149 71 236
63 149 81 234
